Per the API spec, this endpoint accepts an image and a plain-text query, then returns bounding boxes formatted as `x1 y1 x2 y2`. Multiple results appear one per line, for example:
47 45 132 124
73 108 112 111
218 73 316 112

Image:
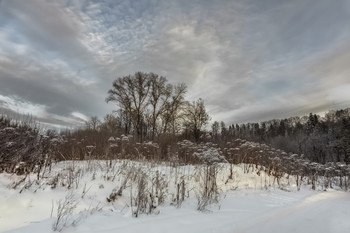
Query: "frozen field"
1 160 350 233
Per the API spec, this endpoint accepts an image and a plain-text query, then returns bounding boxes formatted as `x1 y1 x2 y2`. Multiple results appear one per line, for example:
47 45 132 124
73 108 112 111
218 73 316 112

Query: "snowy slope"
1 160 350 233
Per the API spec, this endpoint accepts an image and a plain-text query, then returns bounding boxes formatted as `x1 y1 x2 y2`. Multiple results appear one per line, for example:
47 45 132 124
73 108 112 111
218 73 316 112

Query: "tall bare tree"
106 72 151 142
161 83 187 134
148 73 172 140
184 98 210 142
211 121 220 140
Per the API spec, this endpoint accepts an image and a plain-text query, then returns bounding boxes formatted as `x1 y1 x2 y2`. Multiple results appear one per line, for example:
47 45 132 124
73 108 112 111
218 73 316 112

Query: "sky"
0 0 350 129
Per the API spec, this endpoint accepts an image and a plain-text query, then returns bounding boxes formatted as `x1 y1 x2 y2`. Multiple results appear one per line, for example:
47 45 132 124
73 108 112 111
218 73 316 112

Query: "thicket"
0 115 60 175
2 112 350 192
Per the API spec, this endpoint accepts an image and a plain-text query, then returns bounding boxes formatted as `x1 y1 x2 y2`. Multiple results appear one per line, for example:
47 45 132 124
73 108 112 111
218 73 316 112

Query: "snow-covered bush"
52 192 78 232
177 140 227 164
196 164 221 211
0 115 62 175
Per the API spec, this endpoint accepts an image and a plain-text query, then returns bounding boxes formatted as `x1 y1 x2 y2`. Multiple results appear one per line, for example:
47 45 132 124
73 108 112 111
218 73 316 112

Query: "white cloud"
71 112 90 122
0 94 46 117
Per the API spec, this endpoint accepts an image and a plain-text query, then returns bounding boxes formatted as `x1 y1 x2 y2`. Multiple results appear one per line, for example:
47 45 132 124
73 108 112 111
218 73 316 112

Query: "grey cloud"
0 0 113 84
0 0 116 125
0 0 85 58
0 56 112 120
0 0 350 128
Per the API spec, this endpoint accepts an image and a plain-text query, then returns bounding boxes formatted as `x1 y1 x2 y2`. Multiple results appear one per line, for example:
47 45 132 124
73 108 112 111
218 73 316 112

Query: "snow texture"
0 160 350 233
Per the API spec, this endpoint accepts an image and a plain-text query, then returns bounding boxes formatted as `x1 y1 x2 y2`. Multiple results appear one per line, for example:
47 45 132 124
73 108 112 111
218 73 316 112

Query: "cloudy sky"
1 0 350 128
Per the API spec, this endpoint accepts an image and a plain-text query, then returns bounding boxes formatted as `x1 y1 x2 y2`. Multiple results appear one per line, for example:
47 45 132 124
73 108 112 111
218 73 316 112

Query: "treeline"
213 109 350 164
3 114 350 191
1 71 350 175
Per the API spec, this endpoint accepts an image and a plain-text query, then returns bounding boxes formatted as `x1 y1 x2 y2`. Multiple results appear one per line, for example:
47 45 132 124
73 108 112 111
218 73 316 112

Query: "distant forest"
215 108 350 164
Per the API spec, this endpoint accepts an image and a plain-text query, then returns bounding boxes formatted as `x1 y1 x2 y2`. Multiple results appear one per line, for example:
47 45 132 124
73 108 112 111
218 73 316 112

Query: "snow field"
1 160 349 233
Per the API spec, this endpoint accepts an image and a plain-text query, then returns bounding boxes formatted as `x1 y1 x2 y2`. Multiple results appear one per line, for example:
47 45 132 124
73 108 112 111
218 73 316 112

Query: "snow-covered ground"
1 160 350 233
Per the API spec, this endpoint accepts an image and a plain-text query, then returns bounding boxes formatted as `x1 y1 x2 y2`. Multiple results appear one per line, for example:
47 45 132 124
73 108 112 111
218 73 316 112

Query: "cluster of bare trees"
105 72 209 142
14 72 211 163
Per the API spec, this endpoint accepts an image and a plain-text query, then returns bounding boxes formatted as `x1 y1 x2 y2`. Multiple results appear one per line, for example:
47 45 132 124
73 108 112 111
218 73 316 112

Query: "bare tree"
220 121 227 140
211 121 220 140
184 98 210 142
161 83 187 135
100 114 120 133
148 73 172 140
85 116 101 131
106 72 151 142
107 72 187 141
